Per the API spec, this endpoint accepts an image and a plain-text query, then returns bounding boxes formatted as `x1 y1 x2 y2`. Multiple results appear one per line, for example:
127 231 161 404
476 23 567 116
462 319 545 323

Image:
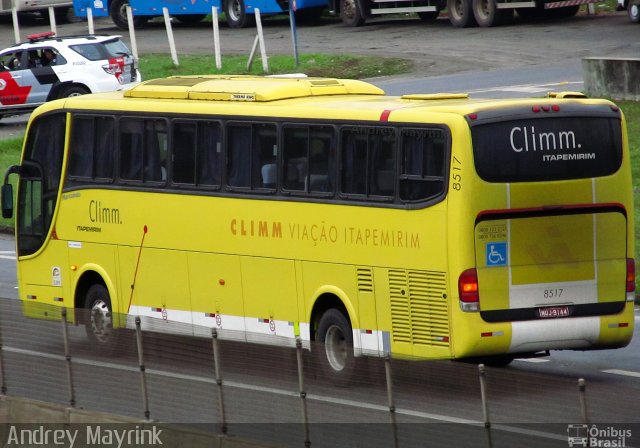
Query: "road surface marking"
603 369 640 378
0 255 16 260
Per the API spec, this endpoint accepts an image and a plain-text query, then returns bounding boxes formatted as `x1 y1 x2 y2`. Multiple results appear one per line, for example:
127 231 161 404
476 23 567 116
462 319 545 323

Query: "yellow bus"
2 75 635 381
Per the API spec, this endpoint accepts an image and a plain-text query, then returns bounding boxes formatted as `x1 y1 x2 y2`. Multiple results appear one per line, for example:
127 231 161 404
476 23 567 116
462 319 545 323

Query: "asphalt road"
1 235 640 447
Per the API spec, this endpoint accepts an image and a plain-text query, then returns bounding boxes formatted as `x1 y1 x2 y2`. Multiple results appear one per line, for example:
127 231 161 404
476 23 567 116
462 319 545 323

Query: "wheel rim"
632 4 639 18
479 0 491 18
67 92 83 97
89 299 113 344
228 0 242 22
118 3 128 23
324 324 347 372
342 0 357 20
452 0 464 19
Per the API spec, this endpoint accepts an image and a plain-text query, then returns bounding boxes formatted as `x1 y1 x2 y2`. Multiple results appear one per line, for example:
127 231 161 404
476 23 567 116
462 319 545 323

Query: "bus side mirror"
2 184 13 219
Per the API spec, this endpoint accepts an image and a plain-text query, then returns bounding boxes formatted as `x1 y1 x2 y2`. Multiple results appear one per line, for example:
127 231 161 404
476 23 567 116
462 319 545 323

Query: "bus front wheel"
316 309 356 384
84 284 117 347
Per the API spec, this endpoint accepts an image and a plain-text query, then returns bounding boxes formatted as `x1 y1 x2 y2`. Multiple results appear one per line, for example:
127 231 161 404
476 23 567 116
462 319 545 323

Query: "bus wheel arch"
74 271 119 347
310 293 357 384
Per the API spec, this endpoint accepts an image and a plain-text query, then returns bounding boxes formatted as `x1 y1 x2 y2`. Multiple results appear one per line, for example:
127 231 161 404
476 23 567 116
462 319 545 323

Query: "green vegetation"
0 136 22 231
138 53 414 80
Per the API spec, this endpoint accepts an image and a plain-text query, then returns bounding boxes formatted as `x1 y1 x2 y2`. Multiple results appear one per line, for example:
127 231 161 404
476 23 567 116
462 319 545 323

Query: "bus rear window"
471 117 622 182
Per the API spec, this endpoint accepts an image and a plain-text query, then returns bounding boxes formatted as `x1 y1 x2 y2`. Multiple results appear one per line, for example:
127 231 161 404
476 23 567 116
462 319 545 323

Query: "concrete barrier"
0 396 279 448
582 57 640 101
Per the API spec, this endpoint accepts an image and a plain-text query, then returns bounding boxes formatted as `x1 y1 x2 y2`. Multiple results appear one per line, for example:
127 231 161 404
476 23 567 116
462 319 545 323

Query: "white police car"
0 32 141 120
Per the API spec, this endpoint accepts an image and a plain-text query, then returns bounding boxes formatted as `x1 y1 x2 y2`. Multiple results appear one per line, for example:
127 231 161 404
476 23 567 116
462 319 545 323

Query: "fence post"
126 6 139 62
478 364 491 428
211 328 227 435
212 7 222 70
578 378 589 424
295 338 310 447
61 308 75 407
135 317 150 421
87 7 94 35
255 9 269 72
384 355 399 448
162 7 179 66
11 4 20 44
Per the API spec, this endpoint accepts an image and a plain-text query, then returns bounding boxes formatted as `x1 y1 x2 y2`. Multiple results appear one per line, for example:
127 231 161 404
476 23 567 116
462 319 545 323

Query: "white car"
0 32 141 120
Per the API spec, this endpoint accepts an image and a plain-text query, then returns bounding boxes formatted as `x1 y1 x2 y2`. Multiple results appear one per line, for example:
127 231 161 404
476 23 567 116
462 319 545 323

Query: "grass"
138 53 414 80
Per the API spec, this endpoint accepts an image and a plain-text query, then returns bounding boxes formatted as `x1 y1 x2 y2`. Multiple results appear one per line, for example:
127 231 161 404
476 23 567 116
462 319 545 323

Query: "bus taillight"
627 258 635 301
459 268 479 312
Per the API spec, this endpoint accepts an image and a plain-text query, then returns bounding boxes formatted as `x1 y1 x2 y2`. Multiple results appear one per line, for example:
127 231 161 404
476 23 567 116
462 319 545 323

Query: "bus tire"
225 0 256 28
340 0 365 27
447 0 477 27
316 308 356 384
628 2 640 22
57 85 89 99
110 0 149 29
84 284 118 347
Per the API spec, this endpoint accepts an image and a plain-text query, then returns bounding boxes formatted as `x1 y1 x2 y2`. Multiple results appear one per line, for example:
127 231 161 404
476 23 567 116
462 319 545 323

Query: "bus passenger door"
241 257 299 345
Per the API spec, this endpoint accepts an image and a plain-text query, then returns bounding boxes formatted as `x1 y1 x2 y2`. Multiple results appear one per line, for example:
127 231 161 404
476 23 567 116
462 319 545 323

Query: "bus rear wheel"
472 0 512 26
316 309 356 384
84 284 117 347
110 0 149 29
225 0 256 28
340 0 365 26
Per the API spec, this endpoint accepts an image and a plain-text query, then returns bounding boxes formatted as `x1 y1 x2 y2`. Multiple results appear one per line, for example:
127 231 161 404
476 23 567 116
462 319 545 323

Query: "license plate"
538 306 570 318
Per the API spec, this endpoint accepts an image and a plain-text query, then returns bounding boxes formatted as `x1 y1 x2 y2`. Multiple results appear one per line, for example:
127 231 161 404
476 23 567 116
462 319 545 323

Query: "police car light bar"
26 32 56 42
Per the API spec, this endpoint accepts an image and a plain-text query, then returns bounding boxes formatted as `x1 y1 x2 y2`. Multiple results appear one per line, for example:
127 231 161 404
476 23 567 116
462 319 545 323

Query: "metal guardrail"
0 298 633 448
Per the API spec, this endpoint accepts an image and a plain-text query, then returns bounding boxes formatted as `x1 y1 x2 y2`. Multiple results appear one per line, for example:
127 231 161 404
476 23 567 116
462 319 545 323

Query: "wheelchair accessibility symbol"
486 242 507 267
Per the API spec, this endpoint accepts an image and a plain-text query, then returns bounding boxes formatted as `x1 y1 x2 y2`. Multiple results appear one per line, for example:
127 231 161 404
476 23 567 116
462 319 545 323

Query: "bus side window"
69 115 115 181
69 117 95 178
282 126 308 191
119 119 144 181
341 126 395 198
400 128 446 202
254 124 277 189
227 124 252 188
308 128 334 193
341 129 368 195
196 122 221 187
172 121 197 184
144 120 167 182
227 122 276 190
